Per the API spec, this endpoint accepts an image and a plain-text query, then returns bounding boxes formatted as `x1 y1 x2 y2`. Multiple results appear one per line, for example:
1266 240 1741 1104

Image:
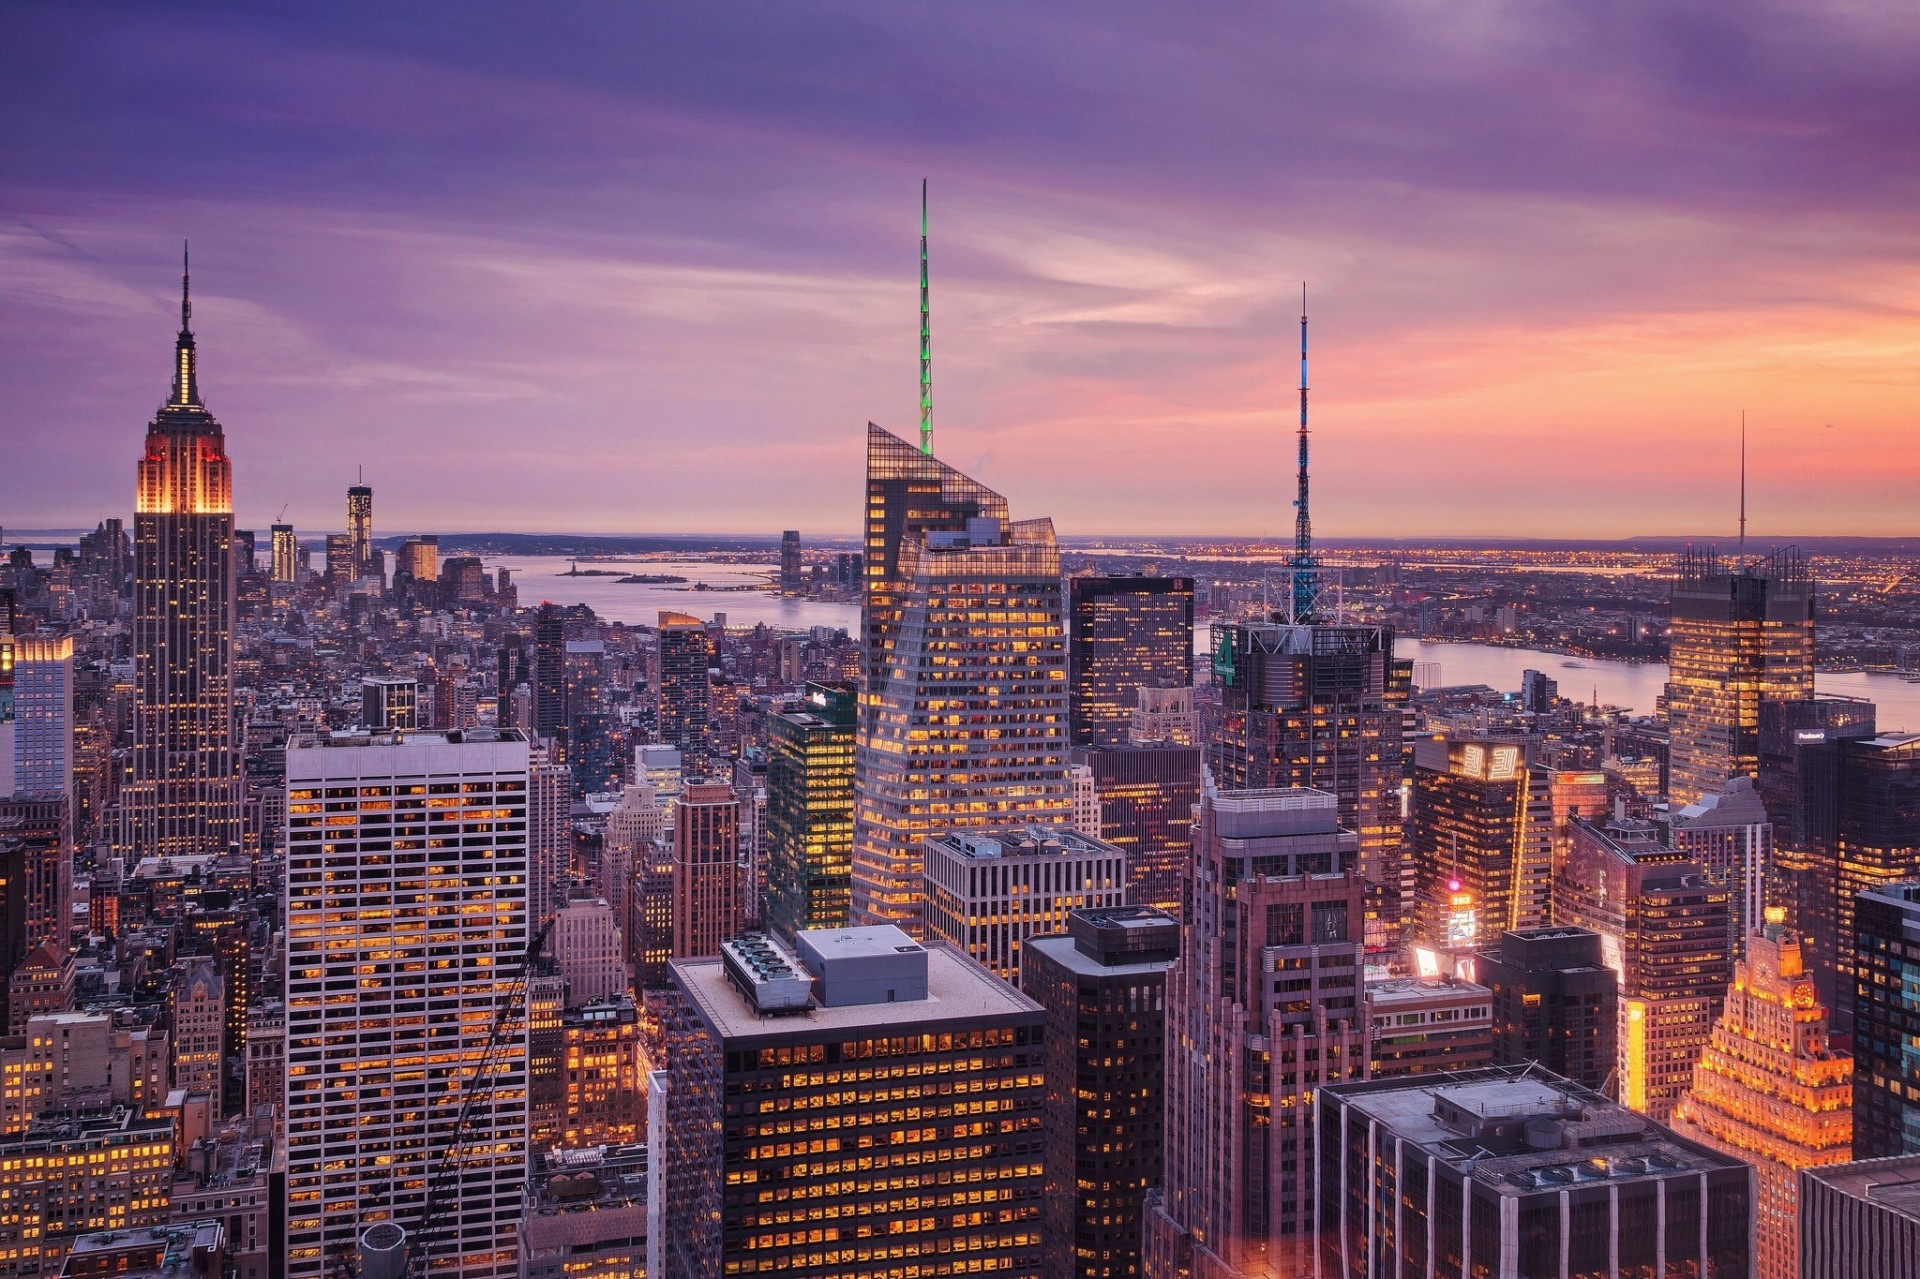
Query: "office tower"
1800 1155 1920 1279
361 675 419 730
528 746 572 928
651 926 1045 1279
763 682 855 941
551 895 628 1004
1833 732 1920 1046
670 781 740 961
169 956 225 1117
1208 618 1408 940
1021 907 1177 1279
1074 741 1200 916
779 530 801 593
0 1107 177 1273
657 612 713 762
1130 685 1197 747
533 603 568 748
1555 815 1733 1122
603 780 664 958
1756 696 1876 1014
1475 926 1617 1092
519 1144 649 1279
1409 735 1552 957
1068 576 1194 748
1316 1065 1756 1279
1666 774 1774 959
922 826 1127 982
1519 667 1558 714
129 256 240 862
1665 545 1815 806
1853 881 1920 1158
432 668 478 732
1146 786 1368 1279
269 523 296 584
283 728 530 1279
1670 912 1852 1279
396 534 440 586
323 533 354 590
1069 762 1099 836
1545 767 1611 879
854 425 1070 935
1364 975 1493 1078
1 636 74 948
346 479 372 577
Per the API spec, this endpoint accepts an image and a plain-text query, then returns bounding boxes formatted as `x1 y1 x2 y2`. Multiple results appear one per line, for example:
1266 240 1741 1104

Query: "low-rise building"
518 1144 649 1279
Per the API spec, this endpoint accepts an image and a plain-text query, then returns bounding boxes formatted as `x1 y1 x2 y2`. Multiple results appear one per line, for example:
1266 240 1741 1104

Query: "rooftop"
674 938 1039 1042
1804 1154 1920 1222
926 826 1120 861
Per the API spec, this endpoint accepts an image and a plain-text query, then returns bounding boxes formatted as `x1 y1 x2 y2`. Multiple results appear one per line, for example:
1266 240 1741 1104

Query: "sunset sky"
4 2 1917 539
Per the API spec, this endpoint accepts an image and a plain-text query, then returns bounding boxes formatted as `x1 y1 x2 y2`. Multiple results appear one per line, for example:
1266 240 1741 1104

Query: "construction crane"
400 916 554 1278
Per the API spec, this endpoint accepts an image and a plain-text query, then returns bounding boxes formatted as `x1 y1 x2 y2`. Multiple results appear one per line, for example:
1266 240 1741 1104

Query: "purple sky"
4 1 1918 538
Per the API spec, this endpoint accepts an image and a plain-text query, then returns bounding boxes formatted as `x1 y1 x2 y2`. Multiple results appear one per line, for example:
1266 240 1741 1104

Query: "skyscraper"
779 529 801 593
1068 576 1193 748
1665 773 1774 960
853 425 1070 936
129 252 240 861
2 635 73 800
269 523 296 584
656 612 713 763
670 781 741 961
1671 912 1853 1279
762 682 856 941
1555 815 1733 1122
1021 906 1177 1279
1146 785 1368 1279
1409 735 1552 956
1208 618 1409 941
1475 925 1617 1092
346 477 373 578
1665 545 1815 806
1851 881 1920 1159
1833 732 1920 1047
1074 741 1200 917
651 927 1045 1279
533 603 568 749
921 826 1127 982
283 728 530 1279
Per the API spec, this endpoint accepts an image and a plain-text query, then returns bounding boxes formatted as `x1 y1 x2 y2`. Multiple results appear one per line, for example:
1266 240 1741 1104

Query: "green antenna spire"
919 178 932 456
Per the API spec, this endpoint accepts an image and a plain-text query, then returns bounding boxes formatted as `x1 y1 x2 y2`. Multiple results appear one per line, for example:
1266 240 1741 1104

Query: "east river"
491 556 1920 730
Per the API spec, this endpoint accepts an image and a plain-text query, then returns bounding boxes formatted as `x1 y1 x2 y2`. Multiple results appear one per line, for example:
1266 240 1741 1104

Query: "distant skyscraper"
284 728 530 1279
129 253 240 861
1146 785 1368 1279
346 478 372 578
1476 925 1617 1092
1519 667 1558 713
656 612 713 763
1068 576 1193 748
1671 913 1853 1279
533 603 568 748
763 683 856 941
853 425 1070 936
1666 773 1774 960
670 780 740 961
1208 618 1409 941
2 635 73 802
651 927 1045 1279
1556 815 1733 1122
1074 741 1200 917
528 745 572 928
1021 907 1177 1279
1833 732 1920 1047
1756 696 1876 1015
361 675 419 731
1317 1066 1757 1279
1665 545 1815 805
778 530 801 593
323 533 354 591
1852 881 1920 1159
921 826 1127 982
270 523 296 584
1410 735 1552 956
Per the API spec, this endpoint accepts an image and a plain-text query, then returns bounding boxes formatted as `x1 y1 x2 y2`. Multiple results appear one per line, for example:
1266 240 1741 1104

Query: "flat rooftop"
1805 1155 1920 1222
674 940 1040 1042
1024 932 1175 980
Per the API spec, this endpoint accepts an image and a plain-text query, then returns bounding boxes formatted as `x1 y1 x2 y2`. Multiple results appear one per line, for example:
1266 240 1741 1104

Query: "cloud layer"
3 0 1916 538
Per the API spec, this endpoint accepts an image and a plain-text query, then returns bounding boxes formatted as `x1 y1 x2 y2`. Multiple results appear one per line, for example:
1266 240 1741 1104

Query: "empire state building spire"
172 241 201 408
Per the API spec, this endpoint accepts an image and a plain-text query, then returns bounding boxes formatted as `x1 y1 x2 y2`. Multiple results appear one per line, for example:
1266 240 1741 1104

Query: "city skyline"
5 3 1919 538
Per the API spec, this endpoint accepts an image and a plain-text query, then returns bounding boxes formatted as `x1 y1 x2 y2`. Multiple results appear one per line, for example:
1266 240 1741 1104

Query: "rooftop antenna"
919 179 933 457
1737 412 1747 566
1289 283 1316 623
181 240 191 332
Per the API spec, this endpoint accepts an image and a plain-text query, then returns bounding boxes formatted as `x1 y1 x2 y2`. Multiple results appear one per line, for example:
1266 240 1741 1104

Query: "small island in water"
616 573 690 584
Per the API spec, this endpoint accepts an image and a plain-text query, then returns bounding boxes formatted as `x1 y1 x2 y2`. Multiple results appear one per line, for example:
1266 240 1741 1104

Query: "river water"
491 556 1920 730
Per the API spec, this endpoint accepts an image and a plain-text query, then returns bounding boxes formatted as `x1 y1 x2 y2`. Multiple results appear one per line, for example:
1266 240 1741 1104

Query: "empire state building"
127 251 240 859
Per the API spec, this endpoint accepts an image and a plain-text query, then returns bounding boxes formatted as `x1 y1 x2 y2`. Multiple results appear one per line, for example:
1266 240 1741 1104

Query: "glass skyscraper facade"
1067 576 1193 748
763 682 857 941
